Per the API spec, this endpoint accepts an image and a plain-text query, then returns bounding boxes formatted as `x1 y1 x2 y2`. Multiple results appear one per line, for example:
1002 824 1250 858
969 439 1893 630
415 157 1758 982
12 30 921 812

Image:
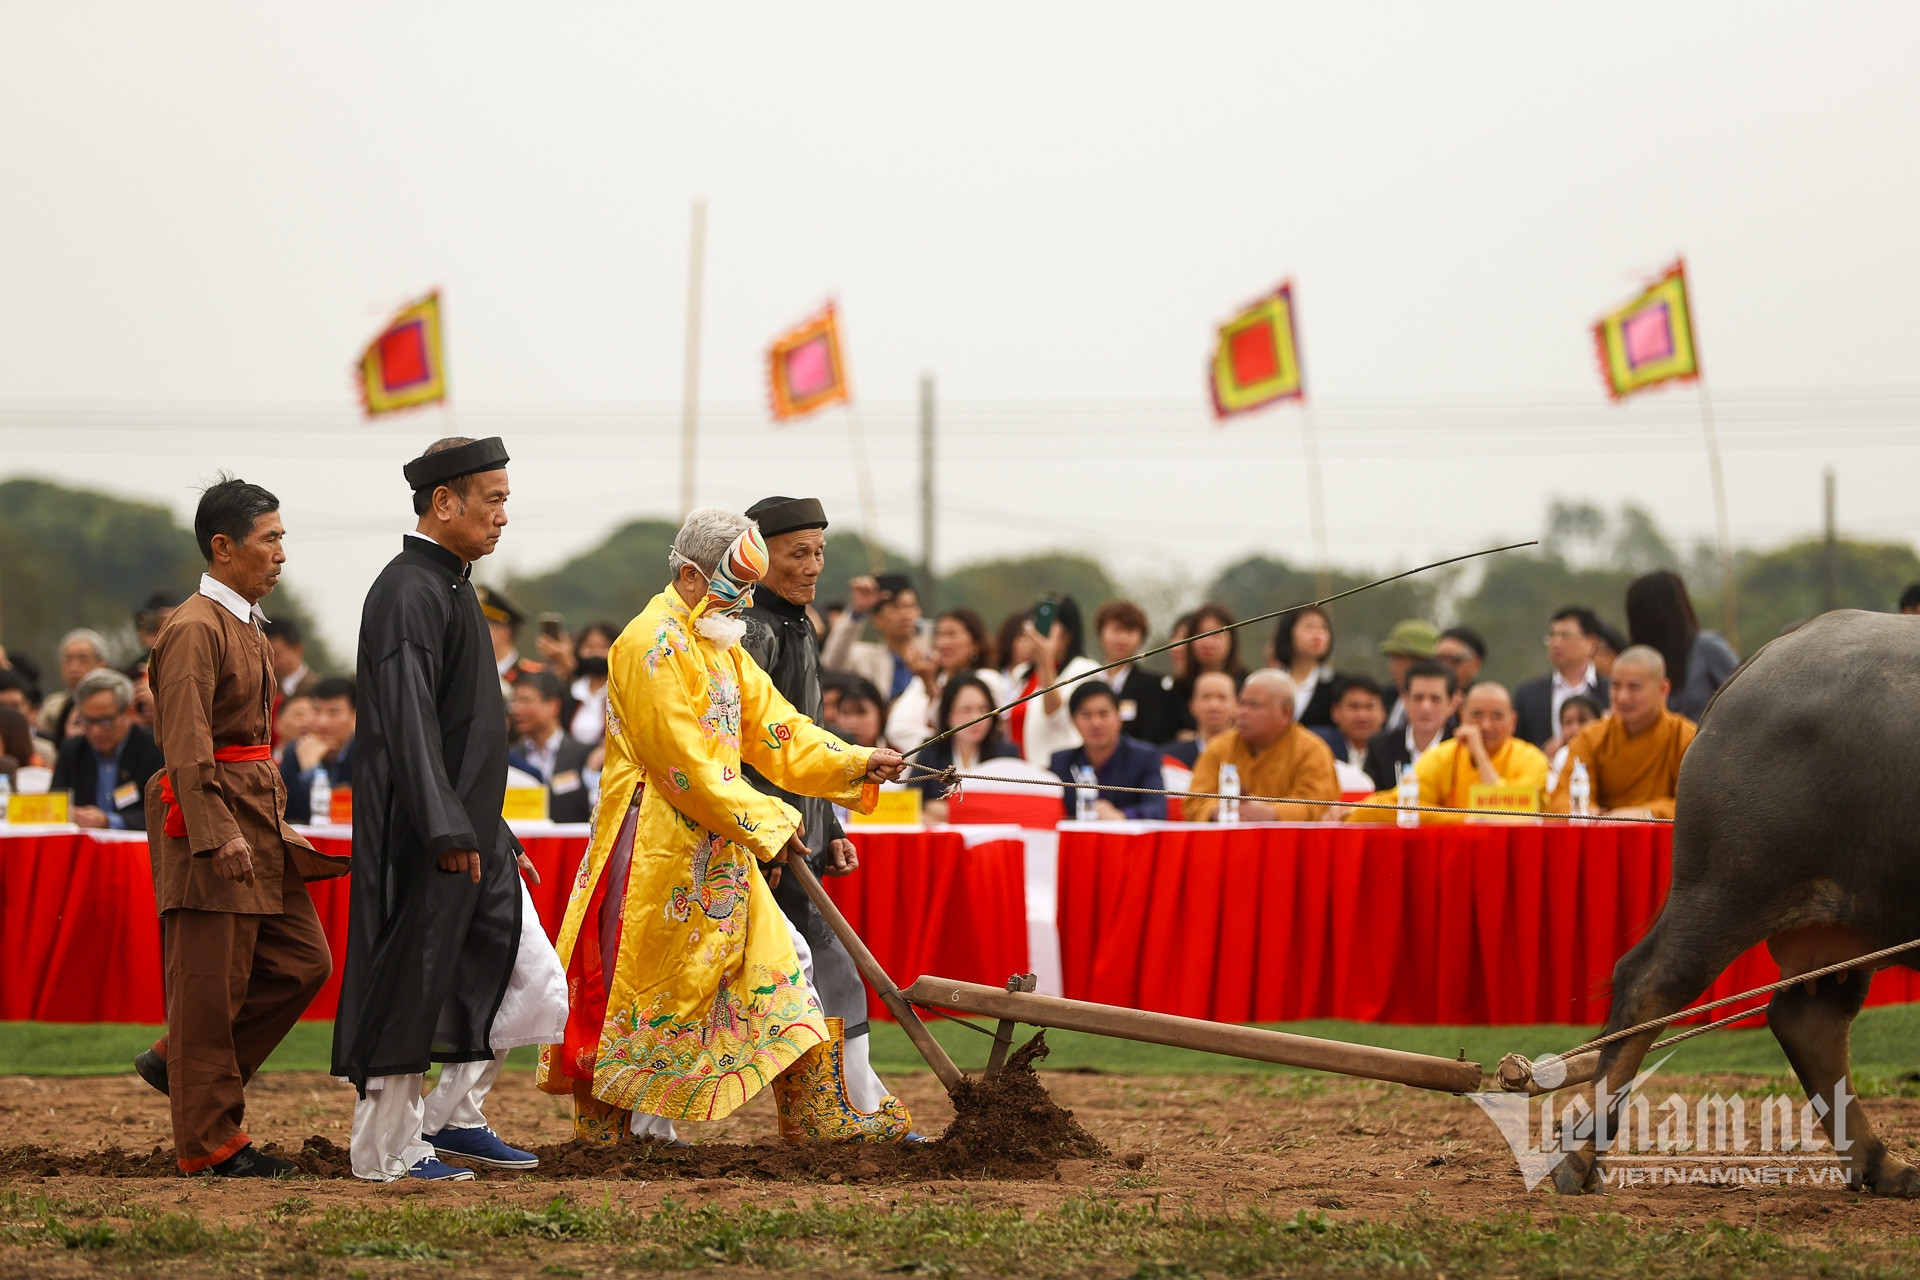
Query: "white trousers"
351 1054 503 1181
350 876 569 1180
622 912 890 1137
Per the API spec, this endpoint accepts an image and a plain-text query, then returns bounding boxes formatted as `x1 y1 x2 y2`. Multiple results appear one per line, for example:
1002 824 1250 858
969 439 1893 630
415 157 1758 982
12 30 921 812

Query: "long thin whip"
909 540 1538 758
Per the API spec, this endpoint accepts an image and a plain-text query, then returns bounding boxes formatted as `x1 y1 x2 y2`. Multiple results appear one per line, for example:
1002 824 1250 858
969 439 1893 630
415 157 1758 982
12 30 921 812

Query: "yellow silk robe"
537 590 876 1120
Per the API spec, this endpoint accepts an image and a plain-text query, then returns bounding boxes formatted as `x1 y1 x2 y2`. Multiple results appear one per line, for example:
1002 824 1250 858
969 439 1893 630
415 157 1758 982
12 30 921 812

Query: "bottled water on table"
1395 763 1420 828
1569 759 1592 819
1072 765 1099 821
1218 763 1241 824
310 766 332 826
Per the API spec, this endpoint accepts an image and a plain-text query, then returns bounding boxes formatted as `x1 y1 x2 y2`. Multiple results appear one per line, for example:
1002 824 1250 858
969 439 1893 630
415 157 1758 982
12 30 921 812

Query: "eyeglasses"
1436 653 1471 666
1543 629 1584 645
76 713 127 729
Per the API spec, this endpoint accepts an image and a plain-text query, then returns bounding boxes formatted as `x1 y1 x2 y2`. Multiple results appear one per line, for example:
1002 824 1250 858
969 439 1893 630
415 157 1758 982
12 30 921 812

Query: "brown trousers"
162 873 331 1171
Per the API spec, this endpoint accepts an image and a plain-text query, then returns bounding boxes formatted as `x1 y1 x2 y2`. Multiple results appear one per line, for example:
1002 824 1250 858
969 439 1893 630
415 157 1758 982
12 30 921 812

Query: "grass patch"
10 1189 1916 1277
0 1190 260 1258
3 1004 1914 1083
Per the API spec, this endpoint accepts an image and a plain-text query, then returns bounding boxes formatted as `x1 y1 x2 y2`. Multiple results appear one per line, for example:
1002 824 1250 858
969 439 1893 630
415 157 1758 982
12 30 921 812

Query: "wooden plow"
789 857 1484 1095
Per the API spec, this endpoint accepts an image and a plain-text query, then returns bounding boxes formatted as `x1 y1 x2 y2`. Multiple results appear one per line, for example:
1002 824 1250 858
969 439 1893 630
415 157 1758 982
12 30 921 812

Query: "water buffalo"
1553 609 1920 1196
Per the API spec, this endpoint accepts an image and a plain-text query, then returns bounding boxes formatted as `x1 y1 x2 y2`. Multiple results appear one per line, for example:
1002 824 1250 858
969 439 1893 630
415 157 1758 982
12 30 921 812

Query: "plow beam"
900 976 1484 1094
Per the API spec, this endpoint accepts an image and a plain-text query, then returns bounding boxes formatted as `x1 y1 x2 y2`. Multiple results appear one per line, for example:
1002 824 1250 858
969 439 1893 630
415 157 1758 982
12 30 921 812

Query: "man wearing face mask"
537 507 911 1146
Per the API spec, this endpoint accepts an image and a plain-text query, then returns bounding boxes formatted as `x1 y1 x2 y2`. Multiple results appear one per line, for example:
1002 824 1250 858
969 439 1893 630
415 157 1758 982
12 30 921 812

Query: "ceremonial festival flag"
1210 282 1304 420
1593 260 1699 400
357 291 447 416
766 302 850 422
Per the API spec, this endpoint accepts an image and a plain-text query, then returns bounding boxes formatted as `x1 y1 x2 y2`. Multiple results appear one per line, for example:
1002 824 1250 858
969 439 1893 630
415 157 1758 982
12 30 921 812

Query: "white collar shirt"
199 573 267 627
1550 664 1599 732
523 728 564 783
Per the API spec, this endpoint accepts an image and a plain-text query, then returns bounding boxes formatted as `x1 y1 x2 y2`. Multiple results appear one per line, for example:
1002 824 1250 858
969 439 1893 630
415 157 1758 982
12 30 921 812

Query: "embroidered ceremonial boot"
772 1017 914 1144
571 1078 632 1144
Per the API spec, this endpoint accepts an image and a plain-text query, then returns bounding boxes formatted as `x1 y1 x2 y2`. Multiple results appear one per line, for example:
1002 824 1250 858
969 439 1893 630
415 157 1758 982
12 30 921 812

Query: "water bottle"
1569 759 1592 820
1218 763 1241 824
0 772 10 826
1073 765 1099 820
1395 762 1420 829
309 766 332 826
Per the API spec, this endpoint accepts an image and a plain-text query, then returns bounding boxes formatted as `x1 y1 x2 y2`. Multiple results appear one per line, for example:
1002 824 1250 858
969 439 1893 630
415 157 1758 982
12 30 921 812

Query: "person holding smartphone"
1007 595 1101 767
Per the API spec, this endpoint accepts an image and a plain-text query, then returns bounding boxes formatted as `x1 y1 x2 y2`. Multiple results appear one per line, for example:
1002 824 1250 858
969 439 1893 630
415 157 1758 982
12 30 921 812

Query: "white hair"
73 667 134 712
668 507 751 578
59 628 108 662
1244 667 1298 706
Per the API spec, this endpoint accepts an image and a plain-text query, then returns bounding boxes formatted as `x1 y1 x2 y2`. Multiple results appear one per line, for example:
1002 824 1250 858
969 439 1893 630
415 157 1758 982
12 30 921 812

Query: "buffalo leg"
1770 971 1918 1196
1553 902 1761 1194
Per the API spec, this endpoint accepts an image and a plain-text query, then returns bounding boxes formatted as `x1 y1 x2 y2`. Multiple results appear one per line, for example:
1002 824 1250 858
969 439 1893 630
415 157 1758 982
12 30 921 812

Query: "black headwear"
403 437 510 493
475 585 525 629
745 495 829 538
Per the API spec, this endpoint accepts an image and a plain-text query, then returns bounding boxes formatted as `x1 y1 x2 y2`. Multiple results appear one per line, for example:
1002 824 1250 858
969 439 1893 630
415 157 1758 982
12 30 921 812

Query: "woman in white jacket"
883 608 1007 753
1005 595 1101 767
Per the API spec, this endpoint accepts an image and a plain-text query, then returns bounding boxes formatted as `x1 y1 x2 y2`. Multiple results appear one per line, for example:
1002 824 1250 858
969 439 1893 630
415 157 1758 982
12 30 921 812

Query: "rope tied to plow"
899 759 1675 825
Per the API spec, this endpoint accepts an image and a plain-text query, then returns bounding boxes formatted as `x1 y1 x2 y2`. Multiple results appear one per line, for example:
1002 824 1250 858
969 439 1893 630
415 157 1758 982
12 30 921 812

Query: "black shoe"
134 1049 169 1097
208 1145 296 1178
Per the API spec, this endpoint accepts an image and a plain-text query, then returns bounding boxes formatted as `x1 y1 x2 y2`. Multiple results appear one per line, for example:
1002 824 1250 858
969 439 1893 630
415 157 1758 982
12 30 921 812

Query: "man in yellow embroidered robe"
538 508 907 1140
1546 645 1695 820
1347 681 1549 823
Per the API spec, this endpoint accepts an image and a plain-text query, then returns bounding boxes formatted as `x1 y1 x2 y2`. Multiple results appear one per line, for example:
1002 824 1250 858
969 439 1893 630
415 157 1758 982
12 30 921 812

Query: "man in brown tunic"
142 477 342 1176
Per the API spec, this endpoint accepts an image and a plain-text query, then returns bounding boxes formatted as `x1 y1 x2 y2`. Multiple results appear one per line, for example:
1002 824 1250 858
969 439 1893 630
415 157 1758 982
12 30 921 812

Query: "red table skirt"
1057 823 1920 1026
0 830 1028 1026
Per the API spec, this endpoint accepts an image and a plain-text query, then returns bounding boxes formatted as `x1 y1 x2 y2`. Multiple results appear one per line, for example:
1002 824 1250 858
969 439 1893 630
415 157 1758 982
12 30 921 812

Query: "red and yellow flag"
357 291 447 416
1210 282 1304 420
1593 260 1699 400
767 302 850 423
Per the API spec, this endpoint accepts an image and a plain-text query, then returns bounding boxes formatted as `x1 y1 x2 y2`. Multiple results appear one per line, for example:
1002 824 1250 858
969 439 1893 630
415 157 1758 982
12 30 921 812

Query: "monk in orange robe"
1545 645 1696 820
1185 670 1338 822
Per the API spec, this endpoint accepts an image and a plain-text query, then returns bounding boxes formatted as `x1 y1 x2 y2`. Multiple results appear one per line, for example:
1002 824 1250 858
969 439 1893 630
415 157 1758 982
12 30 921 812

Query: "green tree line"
4 480 1914 695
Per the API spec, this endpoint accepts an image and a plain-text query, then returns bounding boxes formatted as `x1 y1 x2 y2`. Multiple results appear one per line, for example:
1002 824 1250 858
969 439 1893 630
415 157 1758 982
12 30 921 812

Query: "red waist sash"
158 744 274 839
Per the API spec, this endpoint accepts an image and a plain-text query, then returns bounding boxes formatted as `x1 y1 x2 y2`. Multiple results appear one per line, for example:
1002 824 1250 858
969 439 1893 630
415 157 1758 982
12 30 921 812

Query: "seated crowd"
4 569 1914 827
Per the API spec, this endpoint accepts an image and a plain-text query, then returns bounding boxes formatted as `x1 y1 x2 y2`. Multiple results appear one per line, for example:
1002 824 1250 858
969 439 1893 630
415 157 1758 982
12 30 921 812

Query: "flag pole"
1300 400 1331 599
919 373 937 606
1697 378 1738 646
844 401 886 574
678 198 707 520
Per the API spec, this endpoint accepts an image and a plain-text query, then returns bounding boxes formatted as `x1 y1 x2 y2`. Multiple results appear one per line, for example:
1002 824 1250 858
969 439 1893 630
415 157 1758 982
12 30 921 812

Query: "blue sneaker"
424 1126 539 1170
405 1155 476 1181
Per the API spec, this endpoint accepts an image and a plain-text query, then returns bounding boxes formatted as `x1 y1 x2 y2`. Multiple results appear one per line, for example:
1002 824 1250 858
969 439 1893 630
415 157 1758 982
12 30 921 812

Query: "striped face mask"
699 525 769 619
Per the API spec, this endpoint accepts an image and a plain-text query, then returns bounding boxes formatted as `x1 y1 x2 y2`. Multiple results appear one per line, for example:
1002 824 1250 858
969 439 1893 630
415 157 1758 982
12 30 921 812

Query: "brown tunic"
1184 724 1340 823
145 590 332 915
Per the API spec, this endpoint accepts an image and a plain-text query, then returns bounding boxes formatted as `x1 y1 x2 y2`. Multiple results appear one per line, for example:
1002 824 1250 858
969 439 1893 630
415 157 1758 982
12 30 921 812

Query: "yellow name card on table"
849 788 922 826
501 787 550 823
8 792 71 825
1468 784 1539 820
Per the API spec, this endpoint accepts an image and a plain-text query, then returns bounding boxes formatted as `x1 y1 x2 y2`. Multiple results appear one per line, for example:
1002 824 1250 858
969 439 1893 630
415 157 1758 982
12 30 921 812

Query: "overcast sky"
3 3 1917 655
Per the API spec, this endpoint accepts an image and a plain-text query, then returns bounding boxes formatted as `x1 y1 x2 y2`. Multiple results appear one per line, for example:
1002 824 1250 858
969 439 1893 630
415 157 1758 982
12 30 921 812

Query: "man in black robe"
741 495 915 1134
332 436 566 1181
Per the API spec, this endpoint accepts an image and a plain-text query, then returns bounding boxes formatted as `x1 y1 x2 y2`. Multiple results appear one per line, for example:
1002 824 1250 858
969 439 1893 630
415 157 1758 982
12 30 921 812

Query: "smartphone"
1032 595 1060 637
539 612 565 641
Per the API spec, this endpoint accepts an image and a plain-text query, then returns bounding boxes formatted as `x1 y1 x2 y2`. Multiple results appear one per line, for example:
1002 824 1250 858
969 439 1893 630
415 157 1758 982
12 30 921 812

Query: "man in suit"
1362 660 1458 793
1514 607 1610 749
51 667 166 829
1164 670 1238 767
1049 682 1167 819
1094 600 1180 746
507 671 592 823
280 676 356 824
820 573 925 705
263 618 318 700
1313 674 1388 775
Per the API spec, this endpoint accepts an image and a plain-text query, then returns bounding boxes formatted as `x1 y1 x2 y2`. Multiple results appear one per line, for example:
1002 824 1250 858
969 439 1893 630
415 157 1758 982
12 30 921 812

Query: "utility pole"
1822 467 1837 614
919 373 936 607
678 198 707 520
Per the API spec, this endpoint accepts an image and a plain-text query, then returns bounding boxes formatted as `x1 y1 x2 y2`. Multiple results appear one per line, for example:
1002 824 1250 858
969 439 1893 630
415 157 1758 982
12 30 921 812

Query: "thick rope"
903 760 1674 825
907 540 1538 758
1558 936 1920 1060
